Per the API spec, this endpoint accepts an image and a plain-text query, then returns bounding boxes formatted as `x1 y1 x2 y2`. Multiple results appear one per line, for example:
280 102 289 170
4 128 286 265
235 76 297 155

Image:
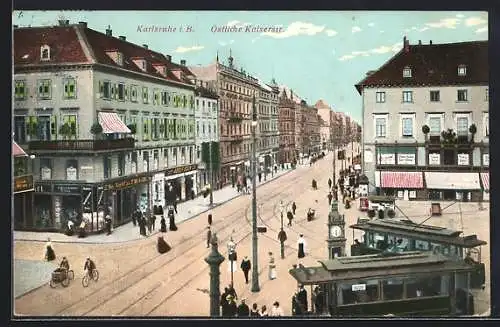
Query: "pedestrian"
250 303 260 317
237 298 250 317
314 286 324 314
173 200 178 214
328 192 333 206
105 214 112 235
297 234 307 259
292 294 304 316
160 216 167 233
258 172 262 183
207 213 213 226
268 252 277 280
292 202 297 215
274 165 278 174
328 178 332 189
140 216 147 236
151 213 156 231
297 285 308 312
157 235 171 254
220 287 229 310
227 283 238 300
270 301 284 317
206 226 212 248
44 238 56 261
168 208 178 231
132 209 138 226
240 256 251 284
224 295 238 317
260 305 269 317
287 210 294 227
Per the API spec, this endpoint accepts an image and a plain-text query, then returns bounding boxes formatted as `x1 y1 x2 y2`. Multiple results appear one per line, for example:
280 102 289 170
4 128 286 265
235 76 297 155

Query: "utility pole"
209 141 214 206
251 95 260 292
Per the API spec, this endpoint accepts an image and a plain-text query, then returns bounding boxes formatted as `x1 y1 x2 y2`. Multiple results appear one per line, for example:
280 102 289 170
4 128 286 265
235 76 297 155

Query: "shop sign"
103 175 150 191
14 175 34 193
483 154 489 166
67 166 77 180
53 184 82 194
378 153 395 165
364 150 373 163
428 153 440 165
397 153 415 165
165 164 198 177
351 284 366 292
41 167 52 180
457 153 469 166
35 183 52 193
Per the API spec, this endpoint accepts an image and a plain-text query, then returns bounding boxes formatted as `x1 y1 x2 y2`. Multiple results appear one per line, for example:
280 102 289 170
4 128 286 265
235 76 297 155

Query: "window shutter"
69 115 77 137
124 85 129 101
50 115 58 138
99 81 104 98
25 116 31 135
38 81 43 96
147 118 152 140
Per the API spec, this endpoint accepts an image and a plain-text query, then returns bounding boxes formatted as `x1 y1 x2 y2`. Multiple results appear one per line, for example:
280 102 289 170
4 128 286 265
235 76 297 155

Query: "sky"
13 11 488 123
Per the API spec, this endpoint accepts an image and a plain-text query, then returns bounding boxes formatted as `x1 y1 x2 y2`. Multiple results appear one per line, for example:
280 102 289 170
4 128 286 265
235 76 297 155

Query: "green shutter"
69 115 77 138
124 85 129 101
68 79 76 98
99 81 104 98
163 118 168 139
147 118 152 140
142 117 147 141
50 115 58 139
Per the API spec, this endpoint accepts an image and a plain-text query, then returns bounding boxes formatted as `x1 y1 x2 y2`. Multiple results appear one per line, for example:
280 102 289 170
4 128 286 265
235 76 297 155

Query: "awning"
380 171 424 189
98 112 131 134
12 141 27 157
424 172 481 190
480 173 489 191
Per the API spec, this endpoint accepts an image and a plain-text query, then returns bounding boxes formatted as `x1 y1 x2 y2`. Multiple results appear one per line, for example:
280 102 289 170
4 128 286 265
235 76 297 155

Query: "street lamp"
251 96 260 293
278 200 287 259
227 235 237 287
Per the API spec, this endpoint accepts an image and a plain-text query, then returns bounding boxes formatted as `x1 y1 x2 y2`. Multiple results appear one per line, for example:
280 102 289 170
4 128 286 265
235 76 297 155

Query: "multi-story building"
306 104 322 154
14 21 197 232
193 80 219 191
278 89 296 165
13 141 35 230
315 99 335 151
356 38 488 201
189 53 260 186
257 79 280 178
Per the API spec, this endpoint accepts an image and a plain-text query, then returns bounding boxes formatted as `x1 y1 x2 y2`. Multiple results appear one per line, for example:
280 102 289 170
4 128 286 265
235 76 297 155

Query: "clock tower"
327 199 346 259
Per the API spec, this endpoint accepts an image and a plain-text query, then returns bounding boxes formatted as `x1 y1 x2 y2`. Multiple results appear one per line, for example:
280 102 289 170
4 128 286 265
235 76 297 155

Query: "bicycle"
49 269 74 288
81 269 99 287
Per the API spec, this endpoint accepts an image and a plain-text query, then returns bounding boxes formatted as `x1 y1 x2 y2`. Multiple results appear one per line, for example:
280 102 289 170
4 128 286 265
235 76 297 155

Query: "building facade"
13 142 35 230
193 81 219 191
14 22 197 232
257 79 280 178
278 89 296 165
315 100 334 151
356 38 489 201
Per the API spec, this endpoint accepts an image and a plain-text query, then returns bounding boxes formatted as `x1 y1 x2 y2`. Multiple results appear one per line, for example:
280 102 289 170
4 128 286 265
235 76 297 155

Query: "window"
402 91 413 103
117 153 125 176
163 148 169 167
457 89 468 102
375 92 386 103
117 83 125 101
430 90 440 102
130 85 138 102
458 65 467 76
103 155 112 179
14 116 26 144
403 66 412 78
485 88 489 102
153 89 160 105
161 91 168 105
14 80 27 100
374 115 387 138
66 159 78 180
62 78 77 99
40 45 50 61
37 79 52 99
484 113 489 137
401 115 414 137
196 99 199 108
62 115 78 138
456 115 469 135
40 158 52 180
100 81 111 99
142 87 149 104
428 114 442 135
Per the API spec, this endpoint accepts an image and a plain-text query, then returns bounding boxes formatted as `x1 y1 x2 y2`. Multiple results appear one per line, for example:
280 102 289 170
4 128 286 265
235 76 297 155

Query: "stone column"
204 233 225 317
192 173 198 196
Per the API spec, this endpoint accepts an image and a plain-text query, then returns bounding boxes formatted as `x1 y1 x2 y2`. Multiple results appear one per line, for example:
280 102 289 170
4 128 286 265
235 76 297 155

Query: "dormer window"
153 64 167 77
116 52 123 66
403 66 412 78
40 45 51 61
458 65 467 76
131 57 147 72
105 50 124 66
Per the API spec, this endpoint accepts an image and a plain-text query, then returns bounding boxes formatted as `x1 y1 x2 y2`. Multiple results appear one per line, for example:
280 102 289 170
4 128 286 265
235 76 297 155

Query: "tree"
59 123 72 140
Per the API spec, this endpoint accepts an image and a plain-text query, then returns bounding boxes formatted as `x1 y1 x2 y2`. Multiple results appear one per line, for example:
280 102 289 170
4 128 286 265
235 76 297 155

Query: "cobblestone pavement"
13 149 490 317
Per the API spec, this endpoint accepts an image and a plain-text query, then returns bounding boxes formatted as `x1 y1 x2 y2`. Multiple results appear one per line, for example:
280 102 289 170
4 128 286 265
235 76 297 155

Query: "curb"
14 169 295 245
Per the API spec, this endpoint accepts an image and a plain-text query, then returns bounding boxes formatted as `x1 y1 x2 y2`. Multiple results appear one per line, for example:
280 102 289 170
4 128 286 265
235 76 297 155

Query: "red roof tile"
13 141 27 157
14 26 89 65
355 41 488 94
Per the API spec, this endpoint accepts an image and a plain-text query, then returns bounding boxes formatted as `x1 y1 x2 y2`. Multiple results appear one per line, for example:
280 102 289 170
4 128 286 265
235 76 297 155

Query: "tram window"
387 236 409 252
374 233 386 250
367 232 375 248
430 242 442 255
338 280 379 305
415 240 430 251
406 276 444 298
383 278 403 300
442 245 450 256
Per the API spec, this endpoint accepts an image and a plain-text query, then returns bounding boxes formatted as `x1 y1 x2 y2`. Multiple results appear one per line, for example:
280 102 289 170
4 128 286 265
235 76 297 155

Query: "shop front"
13 174 34 230
164 164 198 203
374 171 424 200
221 161 244 187
424 172 482 202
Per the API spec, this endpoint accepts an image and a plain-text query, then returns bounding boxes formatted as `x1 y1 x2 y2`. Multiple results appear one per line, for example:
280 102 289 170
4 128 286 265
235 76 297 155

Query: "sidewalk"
14 167 294 244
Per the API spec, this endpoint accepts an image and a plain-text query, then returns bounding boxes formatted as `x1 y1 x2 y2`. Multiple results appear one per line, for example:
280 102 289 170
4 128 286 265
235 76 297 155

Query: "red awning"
12 141 27 157
480 173 489 191
380 171 424 189
98 112 131 134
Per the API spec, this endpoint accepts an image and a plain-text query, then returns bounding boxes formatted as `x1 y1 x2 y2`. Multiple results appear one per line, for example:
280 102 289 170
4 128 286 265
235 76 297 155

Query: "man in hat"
237 298 250 317
327 192 333 206
206 226 212 248
224 294 238 317
240 256 251 284
297 285 308 313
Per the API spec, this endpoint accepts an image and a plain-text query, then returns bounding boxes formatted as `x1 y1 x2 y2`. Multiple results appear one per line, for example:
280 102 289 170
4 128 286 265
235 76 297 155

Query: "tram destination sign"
351 284 366 292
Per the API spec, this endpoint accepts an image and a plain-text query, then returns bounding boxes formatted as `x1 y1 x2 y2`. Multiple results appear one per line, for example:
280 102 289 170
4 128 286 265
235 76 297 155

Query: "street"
13 150 490 316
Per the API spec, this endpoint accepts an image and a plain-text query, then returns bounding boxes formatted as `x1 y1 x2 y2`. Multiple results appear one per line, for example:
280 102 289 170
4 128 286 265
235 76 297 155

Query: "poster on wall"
457 153 469 166
153 159 159 170
143 160 148 172
54 196 62 227
364 150 373 163
131 162 137 173
66 166 77 180
397 153 416 165
41 167 52 180
483 154 489 166
428 153 440 165
378 153 395 165
409 190 417 198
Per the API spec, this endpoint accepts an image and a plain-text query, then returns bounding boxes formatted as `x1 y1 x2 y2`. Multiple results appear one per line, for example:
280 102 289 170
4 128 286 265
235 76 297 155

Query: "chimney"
143 44 148 49
180 59 186 66
430 40 433 45
105 25 112 36
403 36 410 53
418 40 422 45
290 89 294 100
119 35 126 41
58 19 69 26
78 21 87 28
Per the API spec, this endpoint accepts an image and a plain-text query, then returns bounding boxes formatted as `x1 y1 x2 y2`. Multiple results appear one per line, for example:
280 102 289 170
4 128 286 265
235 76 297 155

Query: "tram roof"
350 219 486 248
289 252 474 285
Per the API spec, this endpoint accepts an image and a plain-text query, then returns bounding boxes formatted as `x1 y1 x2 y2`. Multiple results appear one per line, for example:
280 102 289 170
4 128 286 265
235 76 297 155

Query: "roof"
13 141 27 157
315 99 330 109
289 252 474 284
258 79 272 92
355 40 488 94
195 85 218 99
14 24 194 87
350 219 487 248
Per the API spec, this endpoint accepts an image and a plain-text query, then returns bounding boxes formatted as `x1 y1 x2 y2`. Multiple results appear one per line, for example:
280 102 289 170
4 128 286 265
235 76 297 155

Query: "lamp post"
278 200 287 259
251 95 260 293
227 235 236 287
205 233 224 317
209 141 214 206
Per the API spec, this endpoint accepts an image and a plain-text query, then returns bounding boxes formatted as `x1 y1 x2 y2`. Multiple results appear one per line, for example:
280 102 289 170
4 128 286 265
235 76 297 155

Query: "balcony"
229 135 244 143
28 138 135 152
227 111 243 123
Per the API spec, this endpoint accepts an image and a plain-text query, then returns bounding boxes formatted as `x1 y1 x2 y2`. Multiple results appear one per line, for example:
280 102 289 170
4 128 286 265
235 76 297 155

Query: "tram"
289 251 475 316
349 218 486 289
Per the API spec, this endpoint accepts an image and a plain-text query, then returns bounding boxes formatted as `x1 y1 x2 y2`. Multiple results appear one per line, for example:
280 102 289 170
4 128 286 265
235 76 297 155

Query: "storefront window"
35 194 52 228
383 278 403 300
62 196 81 226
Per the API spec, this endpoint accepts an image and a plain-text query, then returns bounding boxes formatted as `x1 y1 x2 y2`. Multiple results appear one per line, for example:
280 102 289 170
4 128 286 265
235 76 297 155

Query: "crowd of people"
220 284 285 317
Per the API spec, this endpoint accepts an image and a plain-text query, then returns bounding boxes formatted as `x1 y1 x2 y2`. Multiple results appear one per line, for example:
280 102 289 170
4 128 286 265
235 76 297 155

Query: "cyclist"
84 257 96 278
60 257 70 271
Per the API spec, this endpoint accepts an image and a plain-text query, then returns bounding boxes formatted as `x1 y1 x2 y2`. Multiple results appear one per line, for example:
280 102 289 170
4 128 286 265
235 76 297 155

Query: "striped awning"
380 171 424 189
12 141 27 157
98 112 131 134
424 172 481 190
480 173 489 191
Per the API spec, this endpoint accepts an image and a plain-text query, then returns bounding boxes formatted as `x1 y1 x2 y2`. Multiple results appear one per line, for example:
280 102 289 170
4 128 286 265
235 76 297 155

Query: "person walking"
297 234 307 259
260 305 269 317
240 256 251 284
140 215 147 236
270 301 284 317
206 226 212 248
220 287 229 311
250 303 260 317
287 210 294 227
328 178 332 189
268 252 277 280
105 214 112 235
44 238 56 261
151 213 156 231
207 213 213 226
328 192 333 206
297 285 308 313
292 202 297 215
160 216 167 233
237 299 250 317
224 295 238 317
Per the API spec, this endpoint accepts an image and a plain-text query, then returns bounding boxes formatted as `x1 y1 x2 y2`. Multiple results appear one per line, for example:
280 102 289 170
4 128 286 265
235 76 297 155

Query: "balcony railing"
28 138 135 152
229 135 244 143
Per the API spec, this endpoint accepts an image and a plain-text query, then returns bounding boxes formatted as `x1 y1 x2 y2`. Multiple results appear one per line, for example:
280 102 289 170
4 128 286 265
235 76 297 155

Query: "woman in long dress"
268 252 276 280
297 234 306 259
160 217 167 233
45 238 56 261
157 235 171 254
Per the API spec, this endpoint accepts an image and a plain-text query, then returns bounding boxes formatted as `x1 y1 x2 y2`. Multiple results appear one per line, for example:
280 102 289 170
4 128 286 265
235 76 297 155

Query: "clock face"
330 225 342 238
